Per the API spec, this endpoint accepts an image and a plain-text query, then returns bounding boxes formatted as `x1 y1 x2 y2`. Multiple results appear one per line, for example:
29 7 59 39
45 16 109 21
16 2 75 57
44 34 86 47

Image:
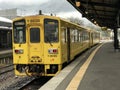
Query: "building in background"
0 8 21 20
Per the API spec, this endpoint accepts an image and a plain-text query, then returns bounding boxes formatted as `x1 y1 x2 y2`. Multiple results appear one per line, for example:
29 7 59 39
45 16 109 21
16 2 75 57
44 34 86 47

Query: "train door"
67 28 70 62
28 27 43 61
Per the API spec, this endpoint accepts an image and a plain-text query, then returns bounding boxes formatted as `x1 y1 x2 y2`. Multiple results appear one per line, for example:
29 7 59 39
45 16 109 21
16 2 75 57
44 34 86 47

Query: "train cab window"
44 19 59 43
30 28 40 43
13 19 26 43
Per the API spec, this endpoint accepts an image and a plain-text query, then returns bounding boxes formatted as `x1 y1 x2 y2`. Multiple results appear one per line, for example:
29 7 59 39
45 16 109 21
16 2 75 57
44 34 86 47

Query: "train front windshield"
13 19 26 44
44 19 59 43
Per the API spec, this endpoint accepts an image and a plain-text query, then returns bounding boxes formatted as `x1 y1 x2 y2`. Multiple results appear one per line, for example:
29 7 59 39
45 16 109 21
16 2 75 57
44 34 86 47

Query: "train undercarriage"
15 64 59 76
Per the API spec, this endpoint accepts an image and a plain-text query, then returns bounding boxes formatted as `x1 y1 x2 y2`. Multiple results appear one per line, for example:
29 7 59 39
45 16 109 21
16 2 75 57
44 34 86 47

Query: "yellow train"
12 15 100 76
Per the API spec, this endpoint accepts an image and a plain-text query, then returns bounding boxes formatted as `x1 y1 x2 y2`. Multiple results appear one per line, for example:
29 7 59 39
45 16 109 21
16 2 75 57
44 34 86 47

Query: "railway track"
8 77 52 90
7 77 36 90
0 52 13 75
0 52 51 90
0 64 14 75
17 77 52 90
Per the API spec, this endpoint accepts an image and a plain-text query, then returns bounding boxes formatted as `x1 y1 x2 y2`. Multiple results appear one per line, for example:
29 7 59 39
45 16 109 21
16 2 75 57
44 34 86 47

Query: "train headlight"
48 48 58 54
15 49 24 54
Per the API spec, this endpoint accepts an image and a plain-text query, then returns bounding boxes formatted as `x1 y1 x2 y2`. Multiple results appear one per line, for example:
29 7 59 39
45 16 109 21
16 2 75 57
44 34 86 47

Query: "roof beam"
90 16 115 22
88 9 116 13
100 22 115 27
88 13 116 17
80 0 118 8
67 0 118 29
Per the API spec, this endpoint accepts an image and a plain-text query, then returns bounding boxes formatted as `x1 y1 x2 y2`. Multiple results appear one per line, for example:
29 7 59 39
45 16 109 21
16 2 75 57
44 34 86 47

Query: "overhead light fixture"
94 21 97 24
75 0 80 7
91 19 94 21
85 11 88 14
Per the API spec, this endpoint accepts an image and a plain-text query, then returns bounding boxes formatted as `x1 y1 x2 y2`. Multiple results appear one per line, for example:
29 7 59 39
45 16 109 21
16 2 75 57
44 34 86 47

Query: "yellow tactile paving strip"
66 44 103 90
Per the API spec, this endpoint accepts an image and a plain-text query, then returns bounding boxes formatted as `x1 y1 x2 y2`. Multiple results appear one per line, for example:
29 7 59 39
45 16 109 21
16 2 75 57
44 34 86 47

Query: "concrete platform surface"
78 42 120 90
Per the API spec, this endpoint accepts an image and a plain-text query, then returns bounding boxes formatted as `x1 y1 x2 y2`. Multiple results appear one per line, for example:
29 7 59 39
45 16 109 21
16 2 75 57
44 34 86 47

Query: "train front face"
13 16 61 76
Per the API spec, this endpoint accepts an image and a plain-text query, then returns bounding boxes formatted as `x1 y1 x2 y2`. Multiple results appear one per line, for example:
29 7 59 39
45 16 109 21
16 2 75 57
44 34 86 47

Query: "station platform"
0 49 12 55
40 41 120 90
76 42 120 90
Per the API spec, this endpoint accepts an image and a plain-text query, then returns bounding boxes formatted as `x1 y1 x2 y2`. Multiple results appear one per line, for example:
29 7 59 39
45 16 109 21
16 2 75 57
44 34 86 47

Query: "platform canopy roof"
67 0 120 29
0 17 12 27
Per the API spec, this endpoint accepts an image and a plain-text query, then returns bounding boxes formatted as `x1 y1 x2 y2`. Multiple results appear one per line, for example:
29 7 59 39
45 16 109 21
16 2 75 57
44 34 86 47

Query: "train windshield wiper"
46 37 53 46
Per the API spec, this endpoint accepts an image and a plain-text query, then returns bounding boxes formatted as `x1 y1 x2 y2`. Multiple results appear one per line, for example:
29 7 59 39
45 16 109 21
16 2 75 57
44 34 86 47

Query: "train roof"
13 15 60 21
12 15 96 32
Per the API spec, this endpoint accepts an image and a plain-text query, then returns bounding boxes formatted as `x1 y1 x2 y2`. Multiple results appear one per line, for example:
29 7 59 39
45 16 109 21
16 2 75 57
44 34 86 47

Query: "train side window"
78 31 80 42
79 32 81 42
74 29 78 42
71 29 74 43
81 31 84 42
30 28 40 43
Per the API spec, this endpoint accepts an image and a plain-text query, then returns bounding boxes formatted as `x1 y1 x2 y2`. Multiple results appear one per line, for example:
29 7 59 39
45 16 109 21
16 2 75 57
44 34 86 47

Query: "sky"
0 0 98 28
0 0 82 18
